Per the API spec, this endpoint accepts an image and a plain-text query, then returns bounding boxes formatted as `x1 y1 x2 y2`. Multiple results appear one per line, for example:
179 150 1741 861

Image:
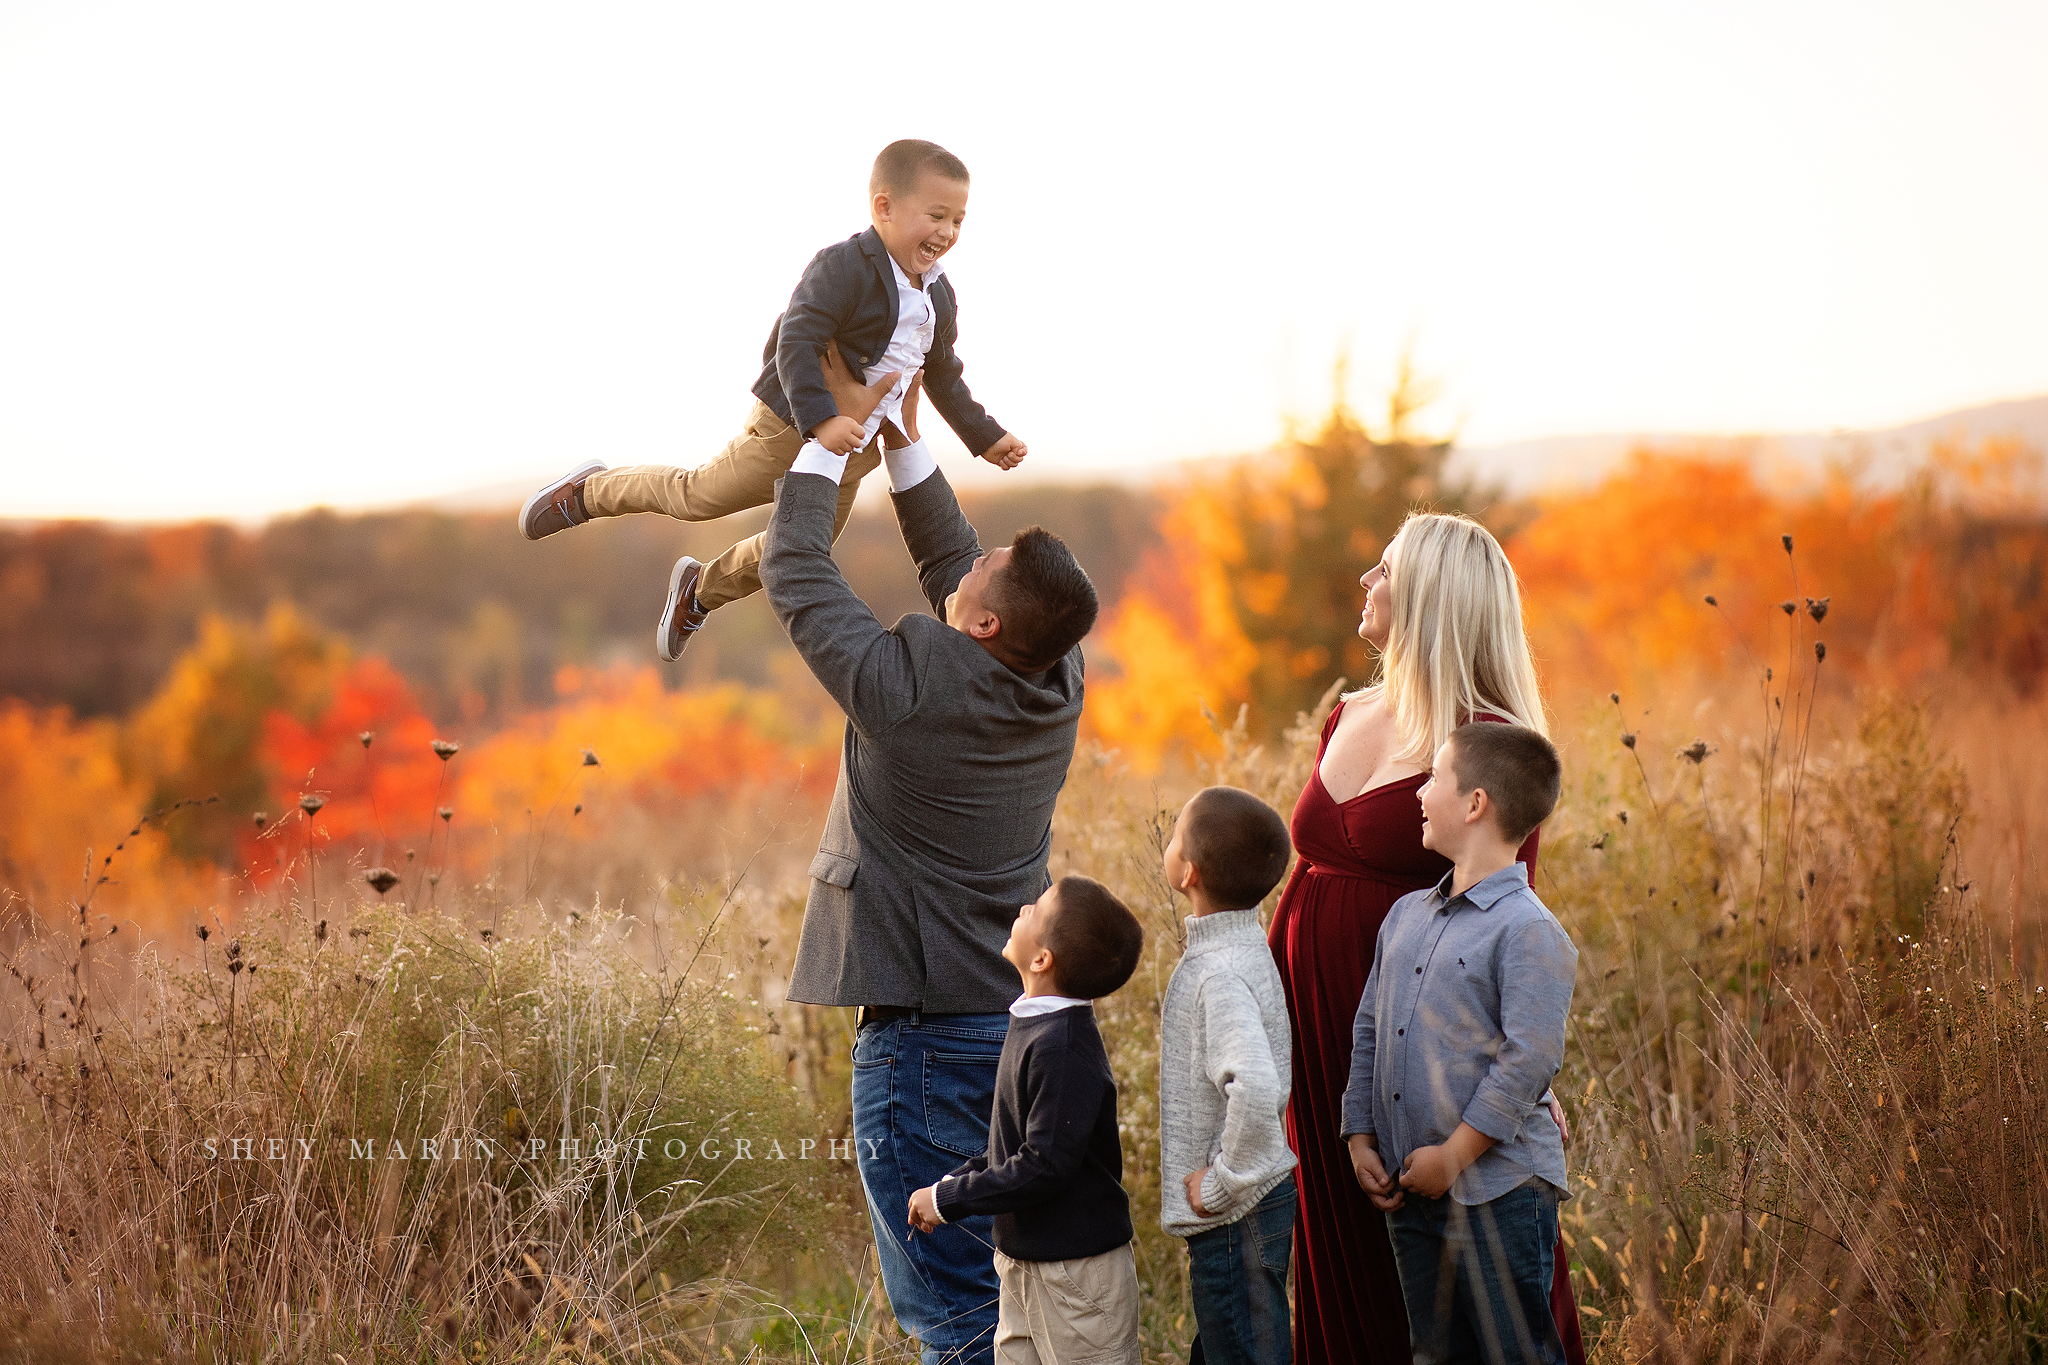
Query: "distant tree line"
0 484 1161 725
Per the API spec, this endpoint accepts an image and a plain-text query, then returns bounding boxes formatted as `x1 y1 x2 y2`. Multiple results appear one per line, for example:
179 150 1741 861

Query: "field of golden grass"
5 658 2045 1362
5 428 2045 1361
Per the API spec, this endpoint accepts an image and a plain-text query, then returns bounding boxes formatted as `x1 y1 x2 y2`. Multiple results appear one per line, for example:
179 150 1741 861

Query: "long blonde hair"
1349 511 1547 760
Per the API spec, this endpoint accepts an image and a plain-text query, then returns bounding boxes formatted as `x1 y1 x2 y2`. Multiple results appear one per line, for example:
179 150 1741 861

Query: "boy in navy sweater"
909 874 1145 1365
516 138 1025 662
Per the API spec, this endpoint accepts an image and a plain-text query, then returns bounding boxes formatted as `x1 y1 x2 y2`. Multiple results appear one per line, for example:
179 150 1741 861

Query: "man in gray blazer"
760 359 1096 1365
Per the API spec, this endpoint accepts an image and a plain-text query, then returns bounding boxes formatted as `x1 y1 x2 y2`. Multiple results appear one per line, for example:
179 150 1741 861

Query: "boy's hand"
979 432 1027 470
1347 1133 1403 1211
1398 1144 1458 1199
810 414 868 456
819 346 903 429
907 1184 943 1234
1548 1094 1572 1147
1399 1123 1496 1200
1183 1166 1215 1218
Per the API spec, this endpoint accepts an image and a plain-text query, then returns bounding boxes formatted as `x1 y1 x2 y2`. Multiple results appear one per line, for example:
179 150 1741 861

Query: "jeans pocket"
923 1051 1000 1158
1258 1219 1293 1276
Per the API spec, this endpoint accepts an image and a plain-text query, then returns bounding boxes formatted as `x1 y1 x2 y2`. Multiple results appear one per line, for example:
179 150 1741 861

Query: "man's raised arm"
760 468 919 737
890 462 982 619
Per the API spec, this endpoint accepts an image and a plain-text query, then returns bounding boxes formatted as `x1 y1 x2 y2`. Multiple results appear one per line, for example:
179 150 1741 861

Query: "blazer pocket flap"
808 849 859 889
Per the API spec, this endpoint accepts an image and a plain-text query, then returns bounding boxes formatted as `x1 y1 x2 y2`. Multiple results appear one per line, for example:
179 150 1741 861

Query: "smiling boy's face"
873 170 969 282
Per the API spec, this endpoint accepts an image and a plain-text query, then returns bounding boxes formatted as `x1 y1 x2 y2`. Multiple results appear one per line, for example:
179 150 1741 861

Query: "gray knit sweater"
1158 909 1298 1237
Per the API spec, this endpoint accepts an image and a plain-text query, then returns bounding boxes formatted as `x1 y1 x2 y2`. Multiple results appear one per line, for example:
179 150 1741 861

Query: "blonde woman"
1266 512 1583 1365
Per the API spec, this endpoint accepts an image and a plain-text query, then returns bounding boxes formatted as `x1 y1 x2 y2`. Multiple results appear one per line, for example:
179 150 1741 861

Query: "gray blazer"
760 469 1086 1013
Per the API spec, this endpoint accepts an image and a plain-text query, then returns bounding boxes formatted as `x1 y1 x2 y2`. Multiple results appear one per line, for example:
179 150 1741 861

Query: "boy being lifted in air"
516 138 1025 660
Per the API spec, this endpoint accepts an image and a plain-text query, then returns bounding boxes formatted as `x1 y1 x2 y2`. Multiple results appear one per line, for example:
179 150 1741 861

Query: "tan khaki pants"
992 1242 1141 1365
580 400 884 611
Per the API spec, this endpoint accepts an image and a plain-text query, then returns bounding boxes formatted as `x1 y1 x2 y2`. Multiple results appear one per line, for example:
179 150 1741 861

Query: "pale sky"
4 1 2045 521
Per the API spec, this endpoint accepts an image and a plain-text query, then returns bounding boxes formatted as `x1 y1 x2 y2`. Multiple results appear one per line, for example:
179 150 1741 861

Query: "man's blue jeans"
1385 1180 1565 1365
853 1011 1009 1365
1186 1173 1296 1365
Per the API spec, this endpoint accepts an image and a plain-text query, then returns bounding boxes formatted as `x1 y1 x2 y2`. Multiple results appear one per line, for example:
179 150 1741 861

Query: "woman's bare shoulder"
1333 688 1393 730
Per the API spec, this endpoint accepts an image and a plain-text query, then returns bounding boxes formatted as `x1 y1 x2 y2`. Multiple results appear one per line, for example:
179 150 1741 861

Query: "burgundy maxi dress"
1267 706 1585 1365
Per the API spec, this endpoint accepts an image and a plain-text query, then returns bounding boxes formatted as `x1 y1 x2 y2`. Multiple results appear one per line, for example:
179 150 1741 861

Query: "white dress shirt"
789 254 943 490
1009 992 1093 1017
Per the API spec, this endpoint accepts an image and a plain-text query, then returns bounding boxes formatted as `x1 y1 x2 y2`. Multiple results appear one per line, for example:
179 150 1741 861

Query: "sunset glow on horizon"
4 0 2046 521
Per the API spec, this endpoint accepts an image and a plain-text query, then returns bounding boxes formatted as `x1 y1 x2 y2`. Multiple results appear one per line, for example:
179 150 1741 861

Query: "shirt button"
1397 1028 1404 1036
1393 1093 1401 1101
1415 967 1422 974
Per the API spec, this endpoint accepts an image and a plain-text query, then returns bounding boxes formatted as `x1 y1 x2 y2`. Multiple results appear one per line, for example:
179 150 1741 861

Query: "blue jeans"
1186 1174 1295 1365
1385 1180 1564 1365
853 1011 1009 1365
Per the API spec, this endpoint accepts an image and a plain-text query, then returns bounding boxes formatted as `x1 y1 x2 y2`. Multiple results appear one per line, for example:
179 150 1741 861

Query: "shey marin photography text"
197 1133 869 1162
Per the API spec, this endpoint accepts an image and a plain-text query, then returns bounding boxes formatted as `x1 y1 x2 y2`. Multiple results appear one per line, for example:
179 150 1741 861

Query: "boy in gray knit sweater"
1160 786 1299 1365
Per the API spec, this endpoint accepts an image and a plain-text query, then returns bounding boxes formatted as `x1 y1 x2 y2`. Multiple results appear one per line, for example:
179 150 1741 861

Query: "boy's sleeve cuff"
932 1175 964 1224
789 440 850 484
882 438 938 493
1461 1086 1529 1144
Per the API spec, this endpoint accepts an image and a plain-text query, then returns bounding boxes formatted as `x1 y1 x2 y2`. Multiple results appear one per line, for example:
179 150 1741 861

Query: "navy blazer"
751 227 1007 459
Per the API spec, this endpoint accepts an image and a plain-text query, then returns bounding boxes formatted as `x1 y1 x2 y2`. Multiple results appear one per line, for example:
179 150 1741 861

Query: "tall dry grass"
0 855 883 1361
8 562 2048 1363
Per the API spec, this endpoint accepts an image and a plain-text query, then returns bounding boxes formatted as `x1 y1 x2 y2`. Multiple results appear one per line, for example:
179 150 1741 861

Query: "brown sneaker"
657 556 709 661
519 460 606 540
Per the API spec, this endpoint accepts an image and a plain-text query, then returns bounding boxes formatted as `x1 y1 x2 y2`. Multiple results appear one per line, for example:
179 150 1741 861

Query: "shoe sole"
657 556 705 662
518 459 607 540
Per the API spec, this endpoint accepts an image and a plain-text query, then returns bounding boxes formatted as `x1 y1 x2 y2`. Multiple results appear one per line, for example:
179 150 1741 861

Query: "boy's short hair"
1043 875 1143 1000
987 527 1098 671
871 139 970 196
1446 722 1563 845
1181 786 1292 910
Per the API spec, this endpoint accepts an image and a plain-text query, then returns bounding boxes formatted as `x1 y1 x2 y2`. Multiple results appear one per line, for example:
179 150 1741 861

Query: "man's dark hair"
1446 722 1563 845
1181 786 1292 910
1042 875 1143 1000
987 527 1098 671
871 139 970 196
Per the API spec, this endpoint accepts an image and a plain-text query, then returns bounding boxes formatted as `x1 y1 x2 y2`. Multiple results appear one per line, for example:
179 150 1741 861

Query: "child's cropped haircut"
871 139 970 195
1044 874 1143 1000
1447 722 1563 844
1182 786 1292 909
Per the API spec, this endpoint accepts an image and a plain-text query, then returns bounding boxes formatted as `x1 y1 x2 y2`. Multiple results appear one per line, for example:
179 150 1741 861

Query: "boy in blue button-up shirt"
1341 722 1577 1365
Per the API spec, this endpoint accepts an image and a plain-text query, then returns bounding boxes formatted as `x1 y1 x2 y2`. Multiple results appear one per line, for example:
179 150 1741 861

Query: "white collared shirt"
1009 992 1092 1017
854 254 941 449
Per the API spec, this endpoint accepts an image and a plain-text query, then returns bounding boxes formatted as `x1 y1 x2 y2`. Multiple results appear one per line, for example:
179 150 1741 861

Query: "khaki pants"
580 400 884 611
992 1242 1141 1365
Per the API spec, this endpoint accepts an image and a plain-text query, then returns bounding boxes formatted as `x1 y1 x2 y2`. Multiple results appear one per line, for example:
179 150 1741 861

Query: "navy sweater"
934 1005 1133 1262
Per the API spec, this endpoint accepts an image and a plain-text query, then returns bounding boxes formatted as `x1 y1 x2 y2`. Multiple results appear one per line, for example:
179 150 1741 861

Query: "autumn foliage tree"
119 606 348 864
1088 356 1499 764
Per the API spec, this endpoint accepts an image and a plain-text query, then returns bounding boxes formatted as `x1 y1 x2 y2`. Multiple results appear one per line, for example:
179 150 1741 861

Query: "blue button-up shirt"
1341 862 1576 1204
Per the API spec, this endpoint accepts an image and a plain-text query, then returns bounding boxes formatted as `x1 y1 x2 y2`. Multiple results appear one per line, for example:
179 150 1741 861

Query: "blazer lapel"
858 227 900 351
